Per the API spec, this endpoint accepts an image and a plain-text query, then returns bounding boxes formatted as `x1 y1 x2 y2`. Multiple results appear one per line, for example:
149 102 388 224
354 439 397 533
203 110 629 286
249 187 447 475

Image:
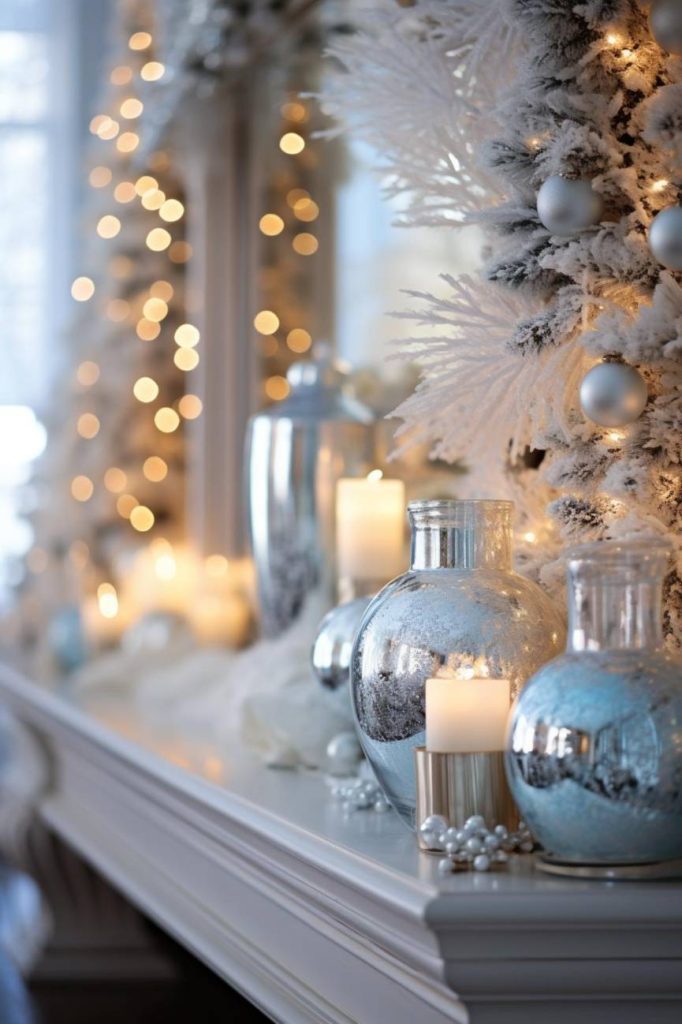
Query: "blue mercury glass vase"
507 538 682 867
351 500 566 827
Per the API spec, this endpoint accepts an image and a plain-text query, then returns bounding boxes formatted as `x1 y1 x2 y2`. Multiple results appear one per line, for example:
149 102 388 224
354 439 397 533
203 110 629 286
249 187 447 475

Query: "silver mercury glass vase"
245 349 374 637
507 538 682 874
350 500 566 827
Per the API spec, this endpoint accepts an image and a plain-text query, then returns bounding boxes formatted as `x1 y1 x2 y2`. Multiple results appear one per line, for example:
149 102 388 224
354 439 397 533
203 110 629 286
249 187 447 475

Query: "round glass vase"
506 539 682 868
350 500 566 826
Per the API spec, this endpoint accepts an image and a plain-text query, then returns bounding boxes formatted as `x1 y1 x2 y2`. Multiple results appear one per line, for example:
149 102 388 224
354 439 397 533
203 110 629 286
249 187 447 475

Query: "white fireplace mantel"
1 664 681 1024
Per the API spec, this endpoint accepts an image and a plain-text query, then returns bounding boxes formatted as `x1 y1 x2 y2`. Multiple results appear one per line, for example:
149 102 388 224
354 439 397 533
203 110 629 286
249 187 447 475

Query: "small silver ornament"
537 176 603 236
650 0 682 54
648 206 682 271
311 597 371 691
326 731 363 776
580 362 647 427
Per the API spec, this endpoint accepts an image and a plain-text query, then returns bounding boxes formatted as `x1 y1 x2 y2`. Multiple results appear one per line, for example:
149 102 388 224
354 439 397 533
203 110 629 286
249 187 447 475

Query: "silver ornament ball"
650 0 682 54
537 176 603 236
649 206 682 271
311 597 372 691
580 362 647 428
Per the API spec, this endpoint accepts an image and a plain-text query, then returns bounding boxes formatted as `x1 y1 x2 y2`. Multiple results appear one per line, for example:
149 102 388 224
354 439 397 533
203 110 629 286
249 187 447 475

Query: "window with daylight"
0 4 51 600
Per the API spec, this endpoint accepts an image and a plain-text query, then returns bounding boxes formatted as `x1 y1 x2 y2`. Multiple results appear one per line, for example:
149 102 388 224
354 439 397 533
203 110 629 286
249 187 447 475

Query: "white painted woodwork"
179 88 256 558
1 664 681 1023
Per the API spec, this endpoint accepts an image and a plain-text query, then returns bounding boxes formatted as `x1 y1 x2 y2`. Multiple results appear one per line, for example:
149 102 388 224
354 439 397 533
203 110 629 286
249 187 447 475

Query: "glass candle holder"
507 538 682 870
351 499 565 826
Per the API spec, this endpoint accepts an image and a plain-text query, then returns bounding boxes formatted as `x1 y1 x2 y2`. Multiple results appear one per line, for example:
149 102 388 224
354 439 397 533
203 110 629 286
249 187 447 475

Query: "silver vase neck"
566 539 671 653
408 500 513 571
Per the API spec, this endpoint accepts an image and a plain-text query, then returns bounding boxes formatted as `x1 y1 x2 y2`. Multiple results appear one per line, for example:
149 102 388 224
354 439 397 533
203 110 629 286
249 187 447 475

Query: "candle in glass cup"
425 676 511 753
336 471 405 582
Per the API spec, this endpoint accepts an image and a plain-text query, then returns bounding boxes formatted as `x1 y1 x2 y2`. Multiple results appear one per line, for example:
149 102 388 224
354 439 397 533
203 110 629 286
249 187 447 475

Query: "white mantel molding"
1 663 682 1024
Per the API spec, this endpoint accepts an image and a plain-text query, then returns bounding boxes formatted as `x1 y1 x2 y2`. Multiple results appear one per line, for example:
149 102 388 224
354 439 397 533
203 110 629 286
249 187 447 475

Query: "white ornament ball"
326 731 362 777
537 176 603 236
649 206 682 271
650 0 682 54
580 362 648 428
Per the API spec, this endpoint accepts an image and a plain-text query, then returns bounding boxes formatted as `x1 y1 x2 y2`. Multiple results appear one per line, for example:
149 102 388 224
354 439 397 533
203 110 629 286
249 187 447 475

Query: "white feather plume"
391 275 586 472
320 0 518 225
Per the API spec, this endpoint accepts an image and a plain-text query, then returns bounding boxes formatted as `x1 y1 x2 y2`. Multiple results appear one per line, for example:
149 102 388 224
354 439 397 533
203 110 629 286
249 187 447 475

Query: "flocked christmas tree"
17 12 197 662
323 0 682 648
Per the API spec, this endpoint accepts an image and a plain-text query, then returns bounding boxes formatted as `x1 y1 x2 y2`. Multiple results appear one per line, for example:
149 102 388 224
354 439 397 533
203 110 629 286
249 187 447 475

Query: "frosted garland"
325 0 682 646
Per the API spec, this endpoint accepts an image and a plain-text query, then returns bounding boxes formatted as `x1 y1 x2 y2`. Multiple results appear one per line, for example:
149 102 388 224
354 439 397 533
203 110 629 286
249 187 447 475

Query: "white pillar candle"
336 472 405 582
425 676 511 753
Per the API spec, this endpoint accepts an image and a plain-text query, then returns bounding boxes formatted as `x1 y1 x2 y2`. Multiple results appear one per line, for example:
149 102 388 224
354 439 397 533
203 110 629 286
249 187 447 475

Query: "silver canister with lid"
245 348 375 637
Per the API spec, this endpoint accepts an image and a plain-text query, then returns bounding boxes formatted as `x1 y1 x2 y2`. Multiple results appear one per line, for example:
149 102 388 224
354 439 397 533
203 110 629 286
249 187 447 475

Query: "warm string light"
174 347 199 371
292 232 318 256
178 394 203 419
133 376 159 403
110 65 133 86
71 276 95 301
154 407 180 433
254 97 319 396
120 97 143 119
104 467 127 493
279 132 305 155
116 493 138 518
174 323 200 348
71 39 197 557
89 165 111 188
71 475 94 502
287 328 311 353
97 582 119 618
159 198 184 222
116 131 139 153
114 180 136 203
146 227 171 251
77 412 100 439
128 31 152 51
265 375 289 401
143 456 167 482
254 309 280 335
135 318 160 340
141 61 165 82
130 505 155 532
259 213 284 236
76 360 99 386
142 296 168 321
141 187 165 210
97 214 121 239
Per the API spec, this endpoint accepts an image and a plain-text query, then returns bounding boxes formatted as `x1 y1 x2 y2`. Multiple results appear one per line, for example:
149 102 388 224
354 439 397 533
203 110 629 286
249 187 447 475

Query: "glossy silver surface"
650 0 682 55
580 361 648 427
414 748 517 850
245 352 374 637
536 176 603 236
649 205 682 272
351 500 565 827
507 538 682 866
312 597 372 691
